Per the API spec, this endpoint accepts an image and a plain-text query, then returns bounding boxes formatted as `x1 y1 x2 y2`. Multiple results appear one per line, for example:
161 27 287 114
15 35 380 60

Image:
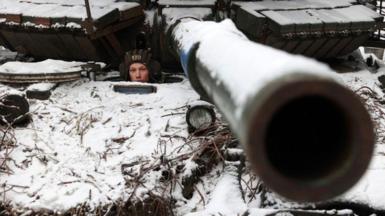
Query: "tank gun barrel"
170 18 374 202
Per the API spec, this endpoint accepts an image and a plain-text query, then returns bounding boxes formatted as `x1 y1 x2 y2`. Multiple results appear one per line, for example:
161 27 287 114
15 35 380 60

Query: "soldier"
120 49 160 83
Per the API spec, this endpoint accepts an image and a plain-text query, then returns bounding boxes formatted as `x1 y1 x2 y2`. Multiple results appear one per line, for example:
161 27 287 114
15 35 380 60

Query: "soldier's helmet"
120 49 161 83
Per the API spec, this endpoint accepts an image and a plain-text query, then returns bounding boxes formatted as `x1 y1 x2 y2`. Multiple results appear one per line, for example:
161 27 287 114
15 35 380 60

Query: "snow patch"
0 59 85 74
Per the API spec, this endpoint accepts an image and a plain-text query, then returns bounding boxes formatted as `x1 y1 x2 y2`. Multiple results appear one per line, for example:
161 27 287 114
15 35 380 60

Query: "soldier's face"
129 63 149 82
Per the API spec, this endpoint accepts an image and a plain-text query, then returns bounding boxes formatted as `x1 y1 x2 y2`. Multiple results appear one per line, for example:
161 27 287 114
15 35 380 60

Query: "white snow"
0 60 86 74
195 20 339 115
0 0 139 21
162 8 213 29
186 166 247 216
65 22 82 29
0 78 200 212
172 18 342 150
144 10 155 27
0 85 24 96
26 83 56 92
233 0 356 11
333 59 385 210
181 159 199 178
187 100 214 108
158 0 216 6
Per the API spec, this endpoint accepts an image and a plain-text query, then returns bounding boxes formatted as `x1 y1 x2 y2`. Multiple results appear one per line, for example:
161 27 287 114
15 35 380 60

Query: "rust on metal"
5 14 22 24
23 31 50 57
105 33 124 57
119 6 144 21
57 33 86 60
74 35 104 61
89 15 144 39
33 17 51 27
29 32 62 59
45 33 73 59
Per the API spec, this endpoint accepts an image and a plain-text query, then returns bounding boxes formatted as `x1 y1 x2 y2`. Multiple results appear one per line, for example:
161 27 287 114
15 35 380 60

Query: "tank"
0 0 380 203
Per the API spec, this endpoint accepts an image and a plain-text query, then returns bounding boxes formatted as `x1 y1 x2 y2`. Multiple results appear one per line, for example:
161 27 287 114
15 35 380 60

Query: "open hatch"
113 84 157 95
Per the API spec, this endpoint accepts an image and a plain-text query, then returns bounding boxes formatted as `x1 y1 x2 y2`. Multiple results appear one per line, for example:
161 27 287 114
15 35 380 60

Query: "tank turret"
0 0 382 65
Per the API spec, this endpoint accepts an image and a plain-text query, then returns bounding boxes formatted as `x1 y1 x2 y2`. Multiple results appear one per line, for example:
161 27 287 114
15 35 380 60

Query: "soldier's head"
129 62 149 82
126 49 150 83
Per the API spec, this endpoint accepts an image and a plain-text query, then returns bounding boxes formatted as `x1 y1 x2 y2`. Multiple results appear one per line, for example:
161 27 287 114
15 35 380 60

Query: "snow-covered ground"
1 52 385 215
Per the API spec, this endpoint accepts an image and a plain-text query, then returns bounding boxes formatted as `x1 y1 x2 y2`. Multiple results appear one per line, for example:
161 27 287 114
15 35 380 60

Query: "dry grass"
0 124 17 175
355 86 385 144
0 121 236 216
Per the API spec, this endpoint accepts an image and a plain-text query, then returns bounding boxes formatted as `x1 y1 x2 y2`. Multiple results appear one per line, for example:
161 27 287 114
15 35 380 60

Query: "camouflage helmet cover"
126 49 151 67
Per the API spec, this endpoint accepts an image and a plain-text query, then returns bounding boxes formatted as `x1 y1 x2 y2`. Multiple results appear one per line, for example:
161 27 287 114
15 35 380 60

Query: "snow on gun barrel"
170 18 375 202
